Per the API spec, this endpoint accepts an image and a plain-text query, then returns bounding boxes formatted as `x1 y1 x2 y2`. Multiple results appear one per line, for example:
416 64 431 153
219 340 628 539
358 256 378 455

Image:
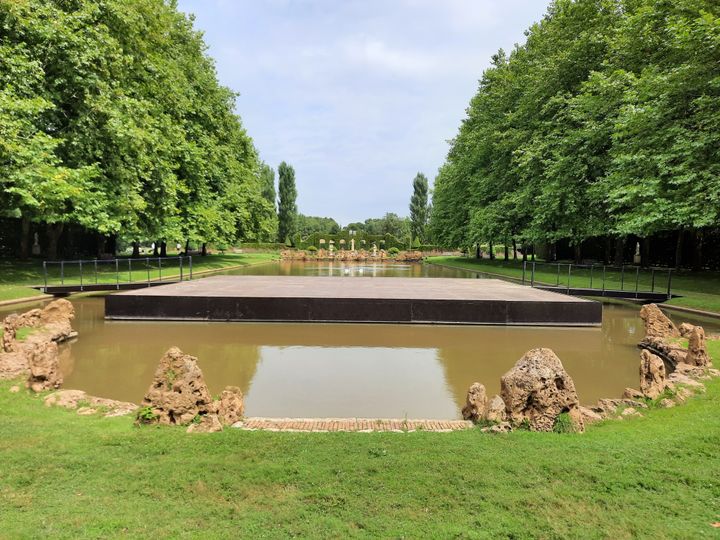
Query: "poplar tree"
277 162 298 243
409 173 429 243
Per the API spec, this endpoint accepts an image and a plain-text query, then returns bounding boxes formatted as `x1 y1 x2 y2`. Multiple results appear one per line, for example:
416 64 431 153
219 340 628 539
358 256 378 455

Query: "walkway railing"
521 261 673 300
41 256 193 292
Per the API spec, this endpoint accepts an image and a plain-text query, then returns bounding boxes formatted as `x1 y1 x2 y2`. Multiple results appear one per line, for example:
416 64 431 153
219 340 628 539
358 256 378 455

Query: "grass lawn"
0 252 278 303
428 256 720 314
0 343 718 538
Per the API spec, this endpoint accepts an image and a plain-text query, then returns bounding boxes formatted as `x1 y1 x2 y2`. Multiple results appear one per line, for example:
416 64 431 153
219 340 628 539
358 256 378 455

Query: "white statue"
31 232 41 255
633 242 641 264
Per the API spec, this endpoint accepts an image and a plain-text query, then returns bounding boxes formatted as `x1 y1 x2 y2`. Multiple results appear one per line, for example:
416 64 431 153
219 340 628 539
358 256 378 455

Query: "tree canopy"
430 0 720 265
409 172 429 243
0 0 276 257
277 161 298 243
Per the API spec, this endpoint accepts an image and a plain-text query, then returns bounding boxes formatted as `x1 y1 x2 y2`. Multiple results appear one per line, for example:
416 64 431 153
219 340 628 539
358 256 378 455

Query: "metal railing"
42 256 193 291
521 261 673 299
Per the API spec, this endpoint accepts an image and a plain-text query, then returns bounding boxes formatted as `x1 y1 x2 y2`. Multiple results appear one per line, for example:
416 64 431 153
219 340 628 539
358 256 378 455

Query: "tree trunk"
573 243 582 264
512 239 517 260
614 236 625 267
201 242 207 256
489 241 494 260
153 241 159 257
603 236 611 265
674 229 684 268
504 242 509 261
132 241 140 258
19 216 31 259
96 234 106 258
184 239 190 255
475 244 480 259
692 229 703 271
531 244 535 261
522 243 527 262
46 223 64 260
642 237 650 268
160 241 167 258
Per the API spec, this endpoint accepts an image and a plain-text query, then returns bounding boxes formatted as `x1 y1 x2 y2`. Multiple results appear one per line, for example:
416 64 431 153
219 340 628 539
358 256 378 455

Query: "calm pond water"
3 261 717 418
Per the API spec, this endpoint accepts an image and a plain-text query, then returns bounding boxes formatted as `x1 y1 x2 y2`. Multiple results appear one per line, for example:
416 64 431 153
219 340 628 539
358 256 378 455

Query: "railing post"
531 262 535 287
43 261 47 291
180 256 184 281
589 265 593 289
115 259 119 289
147 257 150 286
79 260 83 292
635 265 640 298
60 261 64 285
128 259 132 283
158 257 162 282
667 269 673 300
602 266 606 295
651 268 655 292
189 256 193 280
94 259 98 284
620 265 625 291
556 264 560 287
522 261 526 285
567 264 571 293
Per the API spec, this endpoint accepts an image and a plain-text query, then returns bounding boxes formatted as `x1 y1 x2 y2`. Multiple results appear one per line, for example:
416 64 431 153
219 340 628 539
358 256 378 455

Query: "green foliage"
277 162 298 243
0 0 272 255
552 412 576 434
388 247 400 256
134 406 158 425
409 173 429 243
306 245 318 252
430 0 720 251
14 327 36 341
296 214 340 237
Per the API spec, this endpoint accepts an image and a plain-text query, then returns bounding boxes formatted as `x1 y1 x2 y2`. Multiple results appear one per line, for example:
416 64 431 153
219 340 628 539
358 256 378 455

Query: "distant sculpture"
634 242 641 264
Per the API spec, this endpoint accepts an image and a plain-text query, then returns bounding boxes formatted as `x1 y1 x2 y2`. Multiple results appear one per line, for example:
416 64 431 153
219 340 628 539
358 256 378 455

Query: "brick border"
232 418 473 432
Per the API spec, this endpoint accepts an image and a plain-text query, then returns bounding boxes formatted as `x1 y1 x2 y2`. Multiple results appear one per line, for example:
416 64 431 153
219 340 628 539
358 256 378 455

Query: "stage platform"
104 276 602 326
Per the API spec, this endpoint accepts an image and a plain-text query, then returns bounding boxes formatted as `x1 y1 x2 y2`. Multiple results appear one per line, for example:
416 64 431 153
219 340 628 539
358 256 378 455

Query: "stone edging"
232 418 473 432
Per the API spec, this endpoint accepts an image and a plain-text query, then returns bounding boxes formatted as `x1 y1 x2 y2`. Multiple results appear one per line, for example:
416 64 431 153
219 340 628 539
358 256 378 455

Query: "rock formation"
216 386 245 426
461 382 487 422
486 395 508 423
143 347 216 425
686 326 711 367
26 341 63 392
44 389 137 417
500 348 583 432
678 323 695 338
186 414 223 433
639 304 679 340
639 349 666 399
0 299 77 389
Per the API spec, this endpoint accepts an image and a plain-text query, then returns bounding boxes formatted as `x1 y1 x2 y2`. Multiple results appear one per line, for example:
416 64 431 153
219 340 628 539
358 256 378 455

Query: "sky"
176 0 550 225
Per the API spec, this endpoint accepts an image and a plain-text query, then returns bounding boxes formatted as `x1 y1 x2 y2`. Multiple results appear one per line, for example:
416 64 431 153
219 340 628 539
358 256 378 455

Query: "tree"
409 172 429 243
277 162 298 243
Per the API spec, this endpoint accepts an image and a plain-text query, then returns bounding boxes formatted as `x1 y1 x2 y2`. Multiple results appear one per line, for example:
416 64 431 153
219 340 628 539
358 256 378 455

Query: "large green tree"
277 161 298 243
409 173 429 243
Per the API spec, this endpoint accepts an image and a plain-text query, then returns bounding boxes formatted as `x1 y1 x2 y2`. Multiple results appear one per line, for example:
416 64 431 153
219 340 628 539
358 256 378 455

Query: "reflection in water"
2 262 717 418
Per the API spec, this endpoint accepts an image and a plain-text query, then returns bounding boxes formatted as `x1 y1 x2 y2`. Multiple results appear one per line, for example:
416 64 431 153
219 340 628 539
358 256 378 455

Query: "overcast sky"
176 0 549 225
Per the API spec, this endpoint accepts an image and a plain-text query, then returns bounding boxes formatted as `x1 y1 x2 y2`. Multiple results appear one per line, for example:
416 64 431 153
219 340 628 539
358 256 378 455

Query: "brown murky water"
3 261 717 418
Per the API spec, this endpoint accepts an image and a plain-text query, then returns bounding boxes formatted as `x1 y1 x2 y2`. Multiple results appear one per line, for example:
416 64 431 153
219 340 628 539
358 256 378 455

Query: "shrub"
553 412 576 434
307 245 318 252
135 406 159 425
388 247 400 256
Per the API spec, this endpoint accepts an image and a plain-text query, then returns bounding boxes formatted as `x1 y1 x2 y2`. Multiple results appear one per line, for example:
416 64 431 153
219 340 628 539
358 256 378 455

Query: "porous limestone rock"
622 387 644 400
186 413 223 433
143 347 215 425
577 406 603 424
639 336 687 367
2 299 76 353
593 398 647 418
686 326 711 368
639 349 666 399
461 382 487 422
500 348 582 432
216 386 244 426
667 372 705 392
0 352 29 380
480 421 512 434
44 389 137 417
679 323 695 338
639 304 679 340
486 395 507 423
26 341 62 393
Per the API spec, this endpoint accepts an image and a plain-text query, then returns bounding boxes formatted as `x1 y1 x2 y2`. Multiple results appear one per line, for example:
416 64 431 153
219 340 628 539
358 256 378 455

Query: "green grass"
0 252 278 303
0 342 719 537
428 256 720 314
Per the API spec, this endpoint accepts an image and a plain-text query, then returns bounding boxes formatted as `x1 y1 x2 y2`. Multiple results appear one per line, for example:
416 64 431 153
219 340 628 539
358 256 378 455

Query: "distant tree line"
430 0 720 268
0 0 277 259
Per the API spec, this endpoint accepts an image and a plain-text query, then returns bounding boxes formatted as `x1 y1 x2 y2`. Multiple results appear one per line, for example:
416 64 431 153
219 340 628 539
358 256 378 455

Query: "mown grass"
428 256 720 314
0 342 719 538
0 252 278 303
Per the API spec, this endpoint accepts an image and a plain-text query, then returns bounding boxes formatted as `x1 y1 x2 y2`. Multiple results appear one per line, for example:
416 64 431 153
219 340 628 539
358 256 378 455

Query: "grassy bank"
0 252 278 303
0 343 718 537
428 256 720 314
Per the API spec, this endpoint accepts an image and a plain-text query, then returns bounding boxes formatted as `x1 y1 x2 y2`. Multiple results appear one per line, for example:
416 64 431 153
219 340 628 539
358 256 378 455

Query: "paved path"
233 418 474 432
